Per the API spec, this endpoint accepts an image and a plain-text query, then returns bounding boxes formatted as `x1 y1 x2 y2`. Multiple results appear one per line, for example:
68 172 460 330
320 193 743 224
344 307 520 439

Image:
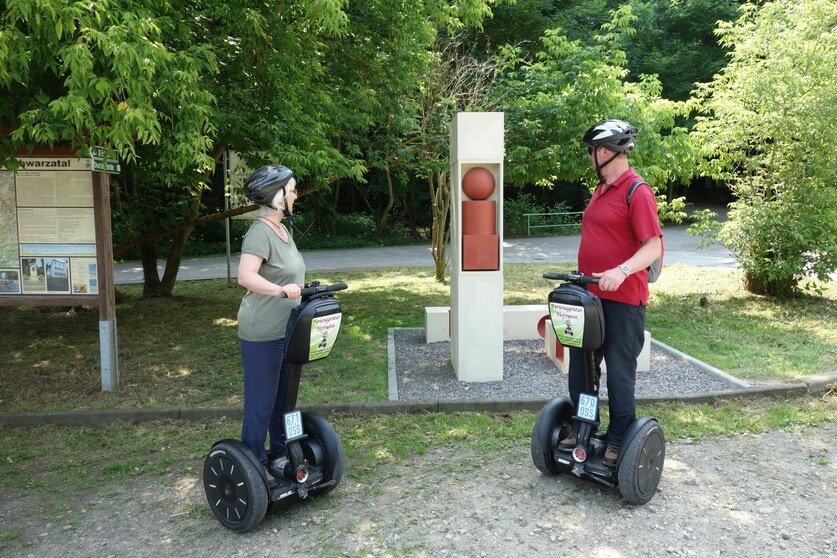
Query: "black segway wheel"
531 397 574 475
203 440 269 532
617 420 665 505
302 412 344 494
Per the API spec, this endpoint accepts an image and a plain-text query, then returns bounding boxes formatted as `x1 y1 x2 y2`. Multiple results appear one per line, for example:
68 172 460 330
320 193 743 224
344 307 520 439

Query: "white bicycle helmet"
582 119 638 153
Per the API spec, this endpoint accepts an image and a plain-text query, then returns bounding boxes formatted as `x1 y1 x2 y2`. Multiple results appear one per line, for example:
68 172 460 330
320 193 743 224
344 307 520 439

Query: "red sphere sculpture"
462 167 495 200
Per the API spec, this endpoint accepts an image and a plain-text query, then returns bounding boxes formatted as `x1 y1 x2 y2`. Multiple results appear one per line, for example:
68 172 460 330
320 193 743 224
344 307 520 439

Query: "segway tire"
531 397 574 475
302 412 344 494
203 440 269 532
617 420 665 505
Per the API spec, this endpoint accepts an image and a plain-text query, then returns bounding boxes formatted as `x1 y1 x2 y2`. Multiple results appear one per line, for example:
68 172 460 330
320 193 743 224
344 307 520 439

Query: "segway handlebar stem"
543 271 599 285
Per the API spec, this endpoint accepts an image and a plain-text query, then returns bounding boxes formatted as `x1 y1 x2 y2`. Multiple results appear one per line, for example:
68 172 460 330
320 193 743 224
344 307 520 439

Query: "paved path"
113 223 736 285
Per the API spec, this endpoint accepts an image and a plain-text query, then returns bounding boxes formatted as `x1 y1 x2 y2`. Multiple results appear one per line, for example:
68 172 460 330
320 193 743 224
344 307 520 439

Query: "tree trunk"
157 187 203 296
134 145 225 297
140 241 163 298
372 167 395 241
429 171 450 282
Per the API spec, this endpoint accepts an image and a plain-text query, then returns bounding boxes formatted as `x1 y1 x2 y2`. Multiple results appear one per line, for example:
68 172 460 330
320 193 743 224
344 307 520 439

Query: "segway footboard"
267 411 345 508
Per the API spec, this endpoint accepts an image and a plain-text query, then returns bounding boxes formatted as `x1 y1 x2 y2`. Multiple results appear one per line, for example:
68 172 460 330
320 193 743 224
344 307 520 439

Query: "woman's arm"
237 253 301 298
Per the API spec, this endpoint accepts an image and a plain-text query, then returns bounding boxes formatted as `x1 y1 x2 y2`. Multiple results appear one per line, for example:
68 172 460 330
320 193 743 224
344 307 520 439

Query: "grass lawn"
0 263 835 413
1 263 835 500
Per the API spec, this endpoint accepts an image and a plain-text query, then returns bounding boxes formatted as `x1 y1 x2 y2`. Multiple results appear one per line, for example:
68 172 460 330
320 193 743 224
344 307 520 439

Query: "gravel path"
2 422 835 557
393 328 740 402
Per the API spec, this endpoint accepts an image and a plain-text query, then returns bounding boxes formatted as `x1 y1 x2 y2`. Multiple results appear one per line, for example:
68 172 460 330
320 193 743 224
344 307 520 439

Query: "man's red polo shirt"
577 169 663 306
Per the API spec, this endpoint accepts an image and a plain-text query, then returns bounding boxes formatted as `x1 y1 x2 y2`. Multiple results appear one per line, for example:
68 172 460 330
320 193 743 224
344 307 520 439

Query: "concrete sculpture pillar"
449 112 504 382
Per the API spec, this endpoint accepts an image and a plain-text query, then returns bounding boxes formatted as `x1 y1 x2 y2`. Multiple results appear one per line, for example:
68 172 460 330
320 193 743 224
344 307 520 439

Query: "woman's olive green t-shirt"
236 220 306 342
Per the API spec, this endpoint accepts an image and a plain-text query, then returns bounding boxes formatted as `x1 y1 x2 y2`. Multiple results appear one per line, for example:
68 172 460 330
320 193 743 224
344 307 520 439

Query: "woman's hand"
280 283 302 299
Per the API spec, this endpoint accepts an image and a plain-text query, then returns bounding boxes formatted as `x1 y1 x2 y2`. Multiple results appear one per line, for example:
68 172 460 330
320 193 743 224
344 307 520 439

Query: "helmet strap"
283 210 308 237
266 186 287 211
594 150 620 178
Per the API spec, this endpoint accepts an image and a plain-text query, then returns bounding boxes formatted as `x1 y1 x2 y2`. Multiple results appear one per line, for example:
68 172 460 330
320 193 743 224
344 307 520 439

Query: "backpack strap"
625 178 664 282
626 179 648 207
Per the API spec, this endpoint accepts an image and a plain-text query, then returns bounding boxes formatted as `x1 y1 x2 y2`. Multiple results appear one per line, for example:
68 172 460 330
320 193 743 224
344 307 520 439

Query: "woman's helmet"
582 119 638 153
242 165 294 207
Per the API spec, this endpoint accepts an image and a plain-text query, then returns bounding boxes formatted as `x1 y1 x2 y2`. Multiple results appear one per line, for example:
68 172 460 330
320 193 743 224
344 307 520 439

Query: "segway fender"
616 417 665 505
211 438 269 486
538 397 574 446
616 417 657 471
615 417 656 470
301 411 345 492
531 396 574 475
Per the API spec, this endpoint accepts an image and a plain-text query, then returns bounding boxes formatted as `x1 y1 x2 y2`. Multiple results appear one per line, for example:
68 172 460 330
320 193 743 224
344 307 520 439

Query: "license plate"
577 393 598 422
284 410 305 442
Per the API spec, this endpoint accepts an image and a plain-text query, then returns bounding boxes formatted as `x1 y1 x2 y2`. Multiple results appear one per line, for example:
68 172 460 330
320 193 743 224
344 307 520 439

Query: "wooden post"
93 171 119 390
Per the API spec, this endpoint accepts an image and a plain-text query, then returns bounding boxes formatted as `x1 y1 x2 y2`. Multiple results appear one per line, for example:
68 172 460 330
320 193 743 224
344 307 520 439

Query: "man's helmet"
582 119 638 153
242 165 294 207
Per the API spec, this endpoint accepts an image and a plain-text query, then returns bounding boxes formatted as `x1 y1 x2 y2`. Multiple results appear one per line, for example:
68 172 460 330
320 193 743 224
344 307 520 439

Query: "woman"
236 164 305 474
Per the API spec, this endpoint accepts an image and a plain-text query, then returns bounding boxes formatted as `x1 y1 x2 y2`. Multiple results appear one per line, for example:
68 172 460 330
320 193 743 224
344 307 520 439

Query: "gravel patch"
393 328 741 402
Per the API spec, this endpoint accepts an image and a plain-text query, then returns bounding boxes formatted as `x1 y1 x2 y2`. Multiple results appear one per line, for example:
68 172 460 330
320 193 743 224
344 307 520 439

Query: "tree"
1 1 217 170
491 6 696 220
1 0 219 297
413 35 503 281
114 0 507 294
126 0 361 296
690 0 837 297
623 0 741 101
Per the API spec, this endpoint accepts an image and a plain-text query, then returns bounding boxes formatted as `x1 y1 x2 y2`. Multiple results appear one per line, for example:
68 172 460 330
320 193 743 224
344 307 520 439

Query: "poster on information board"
0 157 97 296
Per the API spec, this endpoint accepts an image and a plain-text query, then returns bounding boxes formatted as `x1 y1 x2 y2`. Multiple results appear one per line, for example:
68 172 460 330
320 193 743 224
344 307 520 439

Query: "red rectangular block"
462 234 499 271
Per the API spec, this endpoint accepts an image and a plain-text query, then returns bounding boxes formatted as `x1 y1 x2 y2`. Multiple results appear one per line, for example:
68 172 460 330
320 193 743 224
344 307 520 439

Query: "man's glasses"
587 146 595 155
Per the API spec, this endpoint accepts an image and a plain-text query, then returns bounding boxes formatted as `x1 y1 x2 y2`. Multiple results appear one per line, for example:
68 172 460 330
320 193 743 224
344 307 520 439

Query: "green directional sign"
90 147 121 174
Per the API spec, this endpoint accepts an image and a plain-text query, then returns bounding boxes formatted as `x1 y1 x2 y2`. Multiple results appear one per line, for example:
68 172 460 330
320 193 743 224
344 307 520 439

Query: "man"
559 119 663 467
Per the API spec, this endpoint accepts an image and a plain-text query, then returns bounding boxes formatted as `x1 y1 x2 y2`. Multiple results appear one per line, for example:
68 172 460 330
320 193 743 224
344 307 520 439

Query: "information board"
0 158 98 296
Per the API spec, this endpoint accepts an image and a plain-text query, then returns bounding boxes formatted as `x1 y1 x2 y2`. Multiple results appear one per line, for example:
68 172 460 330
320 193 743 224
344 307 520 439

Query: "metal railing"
523 212 584 236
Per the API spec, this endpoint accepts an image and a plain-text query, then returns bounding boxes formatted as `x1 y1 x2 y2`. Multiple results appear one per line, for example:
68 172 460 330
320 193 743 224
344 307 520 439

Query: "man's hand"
592 268 627 292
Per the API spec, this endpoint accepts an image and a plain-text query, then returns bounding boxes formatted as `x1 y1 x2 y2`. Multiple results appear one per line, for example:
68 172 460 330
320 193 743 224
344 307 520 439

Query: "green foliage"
0 0 513 291
491 6 697 215
690 0 837 297
623 0 740 101
294 213 429 251
0 0 217 171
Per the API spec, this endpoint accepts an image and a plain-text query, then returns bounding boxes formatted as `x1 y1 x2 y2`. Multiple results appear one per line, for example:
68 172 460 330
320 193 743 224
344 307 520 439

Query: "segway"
203 281 348 532
531 271 664 505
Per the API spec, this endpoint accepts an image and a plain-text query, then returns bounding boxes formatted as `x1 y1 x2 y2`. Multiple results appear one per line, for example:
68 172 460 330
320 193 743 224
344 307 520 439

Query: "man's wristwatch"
619 264 631 277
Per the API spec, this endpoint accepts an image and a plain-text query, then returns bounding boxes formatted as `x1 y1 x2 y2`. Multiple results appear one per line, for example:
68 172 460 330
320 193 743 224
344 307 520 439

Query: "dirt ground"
2 422 836 558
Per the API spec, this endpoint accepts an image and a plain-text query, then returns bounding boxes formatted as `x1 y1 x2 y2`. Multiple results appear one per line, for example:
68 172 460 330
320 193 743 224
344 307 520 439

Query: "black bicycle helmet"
242 165 294 207
582 119 638 153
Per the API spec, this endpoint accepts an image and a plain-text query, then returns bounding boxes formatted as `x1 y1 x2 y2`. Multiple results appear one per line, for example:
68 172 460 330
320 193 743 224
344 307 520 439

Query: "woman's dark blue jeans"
240 338 290 466
568 299 646 447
